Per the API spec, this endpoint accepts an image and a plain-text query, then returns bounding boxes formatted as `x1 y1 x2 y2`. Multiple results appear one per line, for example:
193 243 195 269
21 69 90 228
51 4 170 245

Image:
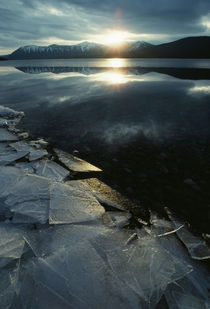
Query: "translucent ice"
0 105 24 119
54 148 102 172
0 261 20 309
49 182 105 224
67 179 126 211
166 209 210 260
0 166 27 198
0 223 25 267
0 128 18 142
9 141 48 161
0 143 28 166
101 211 131 228
33 159 70 181
4 174 52 224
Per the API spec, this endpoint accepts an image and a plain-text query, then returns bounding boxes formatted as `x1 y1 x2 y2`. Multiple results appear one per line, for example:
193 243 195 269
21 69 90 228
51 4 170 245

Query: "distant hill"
3 36 210 59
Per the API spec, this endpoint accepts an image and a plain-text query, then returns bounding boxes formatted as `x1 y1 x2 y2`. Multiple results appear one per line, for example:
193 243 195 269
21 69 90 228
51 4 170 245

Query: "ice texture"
0 128 18 142
9 141 48 161
54 148 102 172
33 159 70 181
0 143 28 166
166 209 210 260
4 174 51 224
0 166 27 198
0 105 209 309
66 179 126 211
0 105 24 119
49 182 105 224
0 261 20 309
101 211 131 228
0 223 25 268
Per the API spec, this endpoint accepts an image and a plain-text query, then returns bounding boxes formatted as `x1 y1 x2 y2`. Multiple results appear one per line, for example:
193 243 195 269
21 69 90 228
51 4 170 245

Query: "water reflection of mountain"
16 66 210 80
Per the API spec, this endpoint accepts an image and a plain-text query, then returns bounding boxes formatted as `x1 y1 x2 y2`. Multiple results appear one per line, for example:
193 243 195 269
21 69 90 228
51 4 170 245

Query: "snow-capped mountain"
8 41 154 59
6 37 210 59
8 42 108 59
128 41 153 50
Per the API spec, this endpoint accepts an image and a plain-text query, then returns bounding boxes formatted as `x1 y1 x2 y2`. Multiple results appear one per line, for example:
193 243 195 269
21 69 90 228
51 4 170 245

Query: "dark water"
0 58 210 234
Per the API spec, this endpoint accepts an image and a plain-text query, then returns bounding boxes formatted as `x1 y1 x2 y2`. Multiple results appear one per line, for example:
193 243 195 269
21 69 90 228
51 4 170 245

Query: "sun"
103 31 128 45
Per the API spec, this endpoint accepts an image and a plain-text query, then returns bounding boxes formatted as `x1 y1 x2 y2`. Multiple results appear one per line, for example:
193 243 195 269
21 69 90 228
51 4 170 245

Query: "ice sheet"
0 143 28 165
0 261 20 309
0 128 18 142
33 159 70 181
4 174 51 224
9 141 48 161
54 148 102 172
0 166 27 198
166 209 210 260
49 182 105 224
0 223 25 267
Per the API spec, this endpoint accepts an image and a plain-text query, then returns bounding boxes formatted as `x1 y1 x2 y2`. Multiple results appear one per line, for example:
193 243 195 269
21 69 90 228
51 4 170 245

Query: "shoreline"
0 104 209 308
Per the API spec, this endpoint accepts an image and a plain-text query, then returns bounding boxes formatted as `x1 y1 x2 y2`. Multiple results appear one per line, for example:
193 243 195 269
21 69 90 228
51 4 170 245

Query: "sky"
0 0 210 54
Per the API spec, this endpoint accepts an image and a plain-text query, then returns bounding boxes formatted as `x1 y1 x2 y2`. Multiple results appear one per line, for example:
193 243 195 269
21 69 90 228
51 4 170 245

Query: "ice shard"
0 166 27 198
4 174 51 224
166 209 210 260
0 128 18 142
33 159 70 181
0 143 28 166
9 141 48 161
0 223 25 267
0 261 20 309
101 211 131 228
54 148 102 172
49 182 105 224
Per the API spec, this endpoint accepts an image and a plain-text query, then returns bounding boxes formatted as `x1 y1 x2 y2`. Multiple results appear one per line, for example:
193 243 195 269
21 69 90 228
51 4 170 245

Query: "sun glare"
109 59 124 68
103 31 128 45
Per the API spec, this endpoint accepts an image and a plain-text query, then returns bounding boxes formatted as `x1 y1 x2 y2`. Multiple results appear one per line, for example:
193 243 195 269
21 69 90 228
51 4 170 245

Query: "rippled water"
1 58 210 233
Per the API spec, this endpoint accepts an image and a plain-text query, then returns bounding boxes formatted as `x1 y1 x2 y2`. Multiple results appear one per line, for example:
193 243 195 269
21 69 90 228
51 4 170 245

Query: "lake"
0 58 210 234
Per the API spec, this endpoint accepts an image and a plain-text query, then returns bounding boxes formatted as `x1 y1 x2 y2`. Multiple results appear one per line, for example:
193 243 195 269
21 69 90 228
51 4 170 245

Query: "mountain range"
1 36 210 59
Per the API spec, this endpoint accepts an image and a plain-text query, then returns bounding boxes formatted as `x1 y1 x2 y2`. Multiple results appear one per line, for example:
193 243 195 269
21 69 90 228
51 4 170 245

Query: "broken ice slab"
166 208 210 260
54 148 102 172
0 105 24 119
0 260 20 309
0 119 8 127
49 182 105 224
0 166 27 198
104 235 192 307
101 211 131 228
66 178 129 211
22 224 193 309
33 159 70 181
14 162 35 174
29 139 48 149
0 128 18 142
0 223 25 268
164 269 210 309
149 212 184 238
9 141 48 161
23 244 140 309
10 200 50 224
0 143 28 166
4 174 52 224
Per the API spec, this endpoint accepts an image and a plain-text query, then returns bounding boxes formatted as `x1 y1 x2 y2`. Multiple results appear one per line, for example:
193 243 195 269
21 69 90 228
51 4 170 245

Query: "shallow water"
0 58 210 233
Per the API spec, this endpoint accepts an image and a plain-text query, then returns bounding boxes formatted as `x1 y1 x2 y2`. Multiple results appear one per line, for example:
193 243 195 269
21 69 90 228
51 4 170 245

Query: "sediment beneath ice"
0 105 209 309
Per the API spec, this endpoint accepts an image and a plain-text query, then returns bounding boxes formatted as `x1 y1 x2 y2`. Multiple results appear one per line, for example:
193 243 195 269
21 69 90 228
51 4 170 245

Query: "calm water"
1 58 210 233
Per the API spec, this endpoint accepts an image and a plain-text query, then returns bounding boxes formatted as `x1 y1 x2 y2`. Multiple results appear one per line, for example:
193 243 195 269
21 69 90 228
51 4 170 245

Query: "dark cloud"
0 0 210 54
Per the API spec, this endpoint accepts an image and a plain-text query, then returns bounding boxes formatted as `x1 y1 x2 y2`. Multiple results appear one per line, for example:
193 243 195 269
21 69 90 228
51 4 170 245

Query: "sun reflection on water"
108 58 126 68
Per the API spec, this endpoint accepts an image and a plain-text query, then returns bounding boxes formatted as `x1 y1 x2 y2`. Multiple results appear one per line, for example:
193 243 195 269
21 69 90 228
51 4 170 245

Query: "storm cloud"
0 0 210 54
